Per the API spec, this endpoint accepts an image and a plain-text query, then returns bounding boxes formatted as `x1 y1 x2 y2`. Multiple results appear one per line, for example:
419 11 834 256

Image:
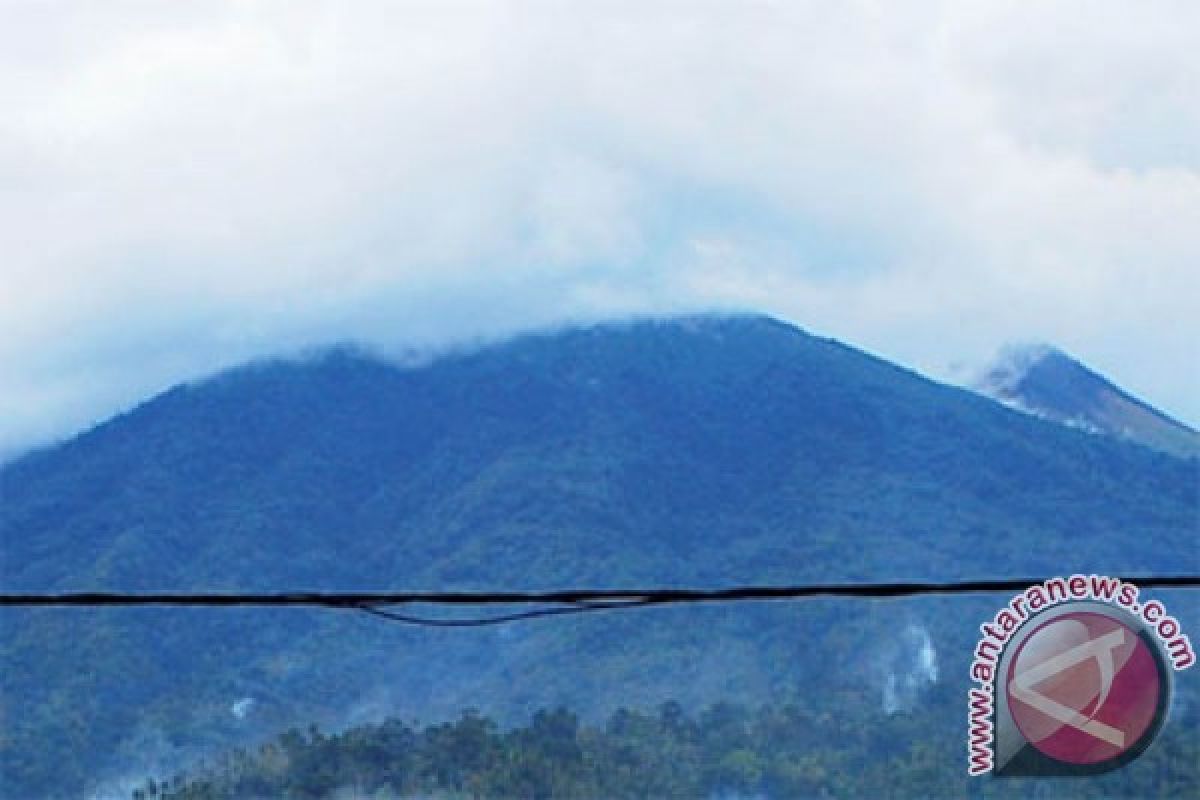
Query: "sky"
2 1 1198 459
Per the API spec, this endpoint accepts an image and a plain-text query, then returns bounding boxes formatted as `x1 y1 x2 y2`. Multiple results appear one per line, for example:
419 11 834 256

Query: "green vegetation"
144 695 1199 799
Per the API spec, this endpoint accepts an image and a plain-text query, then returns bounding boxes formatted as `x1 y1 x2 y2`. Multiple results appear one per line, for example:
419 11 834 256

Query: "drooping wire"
355 597 662 627
3 575 1197 628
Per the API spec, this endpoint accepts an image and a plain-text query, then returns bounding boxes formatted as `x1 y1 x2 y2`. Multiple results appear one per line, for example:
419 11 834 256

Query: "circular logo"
1005 610 1168 769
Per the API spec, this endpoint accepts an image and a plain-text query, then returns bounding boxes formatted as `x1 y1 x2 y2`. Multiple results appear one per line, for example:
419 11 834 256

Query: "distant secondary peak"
973 343 1198 459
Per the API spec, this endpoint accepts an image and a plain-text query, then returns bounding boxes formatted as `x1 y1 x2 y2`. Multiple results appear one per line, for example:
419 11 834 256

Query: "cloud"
2 1 1197 456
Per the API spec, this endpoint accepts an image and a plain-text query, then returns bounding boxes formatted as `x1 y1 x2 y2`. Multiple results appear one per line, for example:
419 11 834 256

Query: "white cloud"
2 1 1197 457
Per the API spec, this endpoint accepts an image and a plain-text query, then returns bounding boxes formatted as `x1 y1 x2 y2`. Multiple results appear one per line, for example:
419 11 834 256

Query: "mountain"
2 315 1197 799
974 343 1200 458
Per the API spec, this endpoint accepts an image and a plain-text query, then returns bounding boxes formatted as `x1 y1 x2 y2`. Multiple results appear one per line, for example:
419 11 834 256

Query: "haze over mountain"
974 343 1200 459
2 315 1196 798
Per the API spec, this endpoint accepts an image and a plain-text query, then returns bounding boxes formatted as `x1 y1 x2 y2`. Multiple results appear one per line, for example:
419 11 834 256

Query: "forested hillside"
2 315 1196 798
143 695 1200 799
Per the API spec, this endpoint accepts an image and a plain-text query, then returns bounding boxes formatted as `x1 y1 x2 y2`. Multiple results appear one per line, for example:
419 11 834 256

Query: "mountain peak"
974 342 1061 393
973 343 1198 458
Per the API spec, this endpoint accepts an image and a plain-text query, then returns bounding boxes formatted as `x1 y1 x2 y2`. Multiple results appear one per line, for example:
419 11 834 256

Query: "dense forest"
140 692 1198 800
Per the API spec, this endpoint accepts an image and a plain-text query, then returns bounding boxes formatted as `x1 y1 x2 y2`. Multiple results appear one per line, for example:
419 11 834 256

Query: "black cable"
355 597 661 627
2 574 1197 628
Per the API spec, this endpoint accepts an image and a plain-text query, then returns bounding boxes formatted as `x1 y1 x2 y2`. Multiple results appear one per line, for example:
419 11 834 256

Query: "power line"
2 575 1198 627
357 598 661 627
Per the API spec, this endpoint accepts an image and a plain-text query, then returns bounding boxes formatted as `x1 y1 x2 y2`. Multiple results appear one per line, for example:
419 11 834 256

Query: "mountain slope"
6 317 1193 593
974 343 1200 458
2 315 1197 798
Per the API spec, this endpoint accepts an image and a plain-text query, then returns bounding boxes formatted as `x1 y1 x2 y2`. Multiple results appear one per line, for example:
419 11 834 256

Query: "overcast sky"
2 1 1197 458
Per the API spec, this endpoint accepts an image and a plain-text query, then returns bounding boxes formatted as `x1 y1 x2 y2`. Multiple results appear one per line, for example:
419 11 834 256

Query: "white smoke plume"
879 623 938 715
231 696 256 720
